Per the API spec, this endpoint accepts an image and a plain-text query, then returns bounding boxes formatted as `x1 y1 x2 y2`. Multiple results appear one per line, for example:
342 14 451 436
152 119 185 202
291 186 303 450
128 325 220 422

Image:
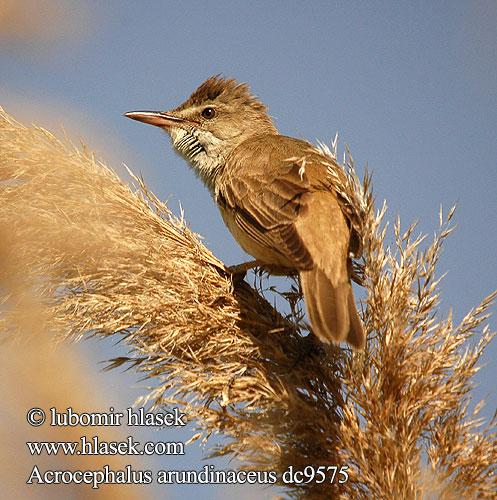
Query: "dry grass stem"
1 108 495 499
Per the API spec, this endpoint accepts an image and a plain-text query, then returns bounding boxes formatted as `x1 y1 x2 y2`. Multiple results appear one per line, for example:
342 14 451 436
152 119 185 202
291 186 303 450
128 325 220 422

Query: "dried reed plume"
1 107 496 499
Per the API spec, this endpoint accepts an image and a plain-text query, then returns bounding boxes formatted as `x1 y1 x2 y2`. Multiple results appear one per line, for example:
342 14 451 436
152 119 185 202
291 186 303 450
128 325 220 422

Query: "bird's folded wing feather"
217 134 361 272
218 141 324 269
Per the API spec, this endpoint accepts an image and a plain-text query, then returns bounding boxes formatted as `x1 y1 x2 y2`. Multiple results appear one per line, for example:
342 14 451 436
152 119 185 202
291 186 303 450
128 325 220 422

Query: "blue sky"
2 1 496 498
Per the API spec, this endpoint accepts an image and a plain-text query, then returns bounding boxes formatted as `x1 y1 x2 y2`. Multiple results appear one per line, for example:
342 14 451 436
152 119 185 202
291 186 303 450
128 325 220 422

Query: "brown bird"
125 76 365 350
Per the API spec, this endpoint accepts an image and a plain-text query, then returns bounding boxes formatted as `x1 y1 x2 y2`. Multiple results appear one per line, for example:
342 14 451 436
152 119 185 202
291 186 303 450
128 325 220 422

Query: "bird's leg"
227 259 265 276
225 259 264 287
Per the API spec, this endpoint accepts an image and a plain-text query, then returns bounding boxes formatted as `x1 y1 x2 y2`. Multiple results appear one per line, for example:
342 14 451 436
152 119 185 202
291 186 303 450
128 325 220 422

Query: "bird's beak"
124 111 197 128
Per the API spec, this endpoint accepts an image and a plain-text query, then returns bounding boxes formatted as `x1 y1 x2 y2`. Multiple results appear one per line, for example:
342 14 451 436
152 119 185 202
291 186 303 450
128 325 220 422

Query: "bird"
125 75 365 350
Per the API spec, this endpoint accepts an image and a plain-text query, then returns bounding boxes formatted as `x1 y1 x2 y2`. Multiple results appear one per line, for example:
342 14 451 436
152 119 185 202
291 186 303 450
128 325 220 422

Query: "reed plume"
1 108 495 499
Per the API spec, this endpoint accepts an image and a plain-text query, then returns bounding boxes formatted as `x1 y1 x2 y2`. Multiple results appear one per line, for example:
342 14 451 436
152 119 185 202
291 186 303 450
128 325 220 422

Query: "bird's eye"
201 107 216 119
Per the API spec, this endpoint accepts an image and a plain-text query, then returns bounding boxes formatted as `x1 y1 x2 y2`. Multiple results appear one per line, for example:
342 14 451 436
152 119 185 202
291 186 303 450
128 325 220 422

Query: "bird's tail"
300 267 365 350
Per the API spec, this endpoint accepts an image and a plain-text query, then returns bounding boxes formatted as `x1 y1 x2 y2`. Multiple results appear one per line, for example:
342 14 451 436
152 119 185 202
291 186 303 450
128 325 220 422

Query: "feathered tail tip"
300 267 365 350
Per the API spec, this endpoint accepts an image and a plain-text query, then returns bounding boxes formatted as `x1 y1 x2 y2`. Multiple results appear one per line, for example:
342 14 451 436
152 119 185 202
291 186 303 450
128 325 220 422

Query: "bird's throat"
168 126 225 194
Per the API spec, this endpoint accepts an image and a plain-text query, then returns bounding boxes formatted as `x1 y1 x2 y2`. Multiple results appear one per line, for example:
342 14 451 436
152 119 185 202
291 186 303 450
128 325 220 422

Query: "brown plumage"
125 76 365 349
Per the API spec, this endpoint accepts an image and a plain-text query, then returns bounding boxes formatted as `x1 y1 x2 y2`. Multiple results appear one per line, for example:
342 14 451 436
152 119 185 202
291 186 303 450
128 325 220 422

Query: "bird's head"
125 75 278 192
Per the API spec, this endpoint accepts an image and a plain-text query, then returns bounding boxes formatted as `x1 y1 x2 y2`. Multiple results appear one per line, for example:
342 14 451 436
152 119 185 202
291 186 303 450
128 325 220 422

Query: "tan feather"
301 268 349 343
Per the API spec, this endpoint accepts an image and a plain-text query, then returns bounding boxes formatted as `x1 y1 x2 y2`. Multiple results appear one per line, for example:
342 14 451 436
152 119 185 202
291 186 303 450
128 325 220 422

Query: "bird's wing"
218 135 347 270
218 159 314 268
